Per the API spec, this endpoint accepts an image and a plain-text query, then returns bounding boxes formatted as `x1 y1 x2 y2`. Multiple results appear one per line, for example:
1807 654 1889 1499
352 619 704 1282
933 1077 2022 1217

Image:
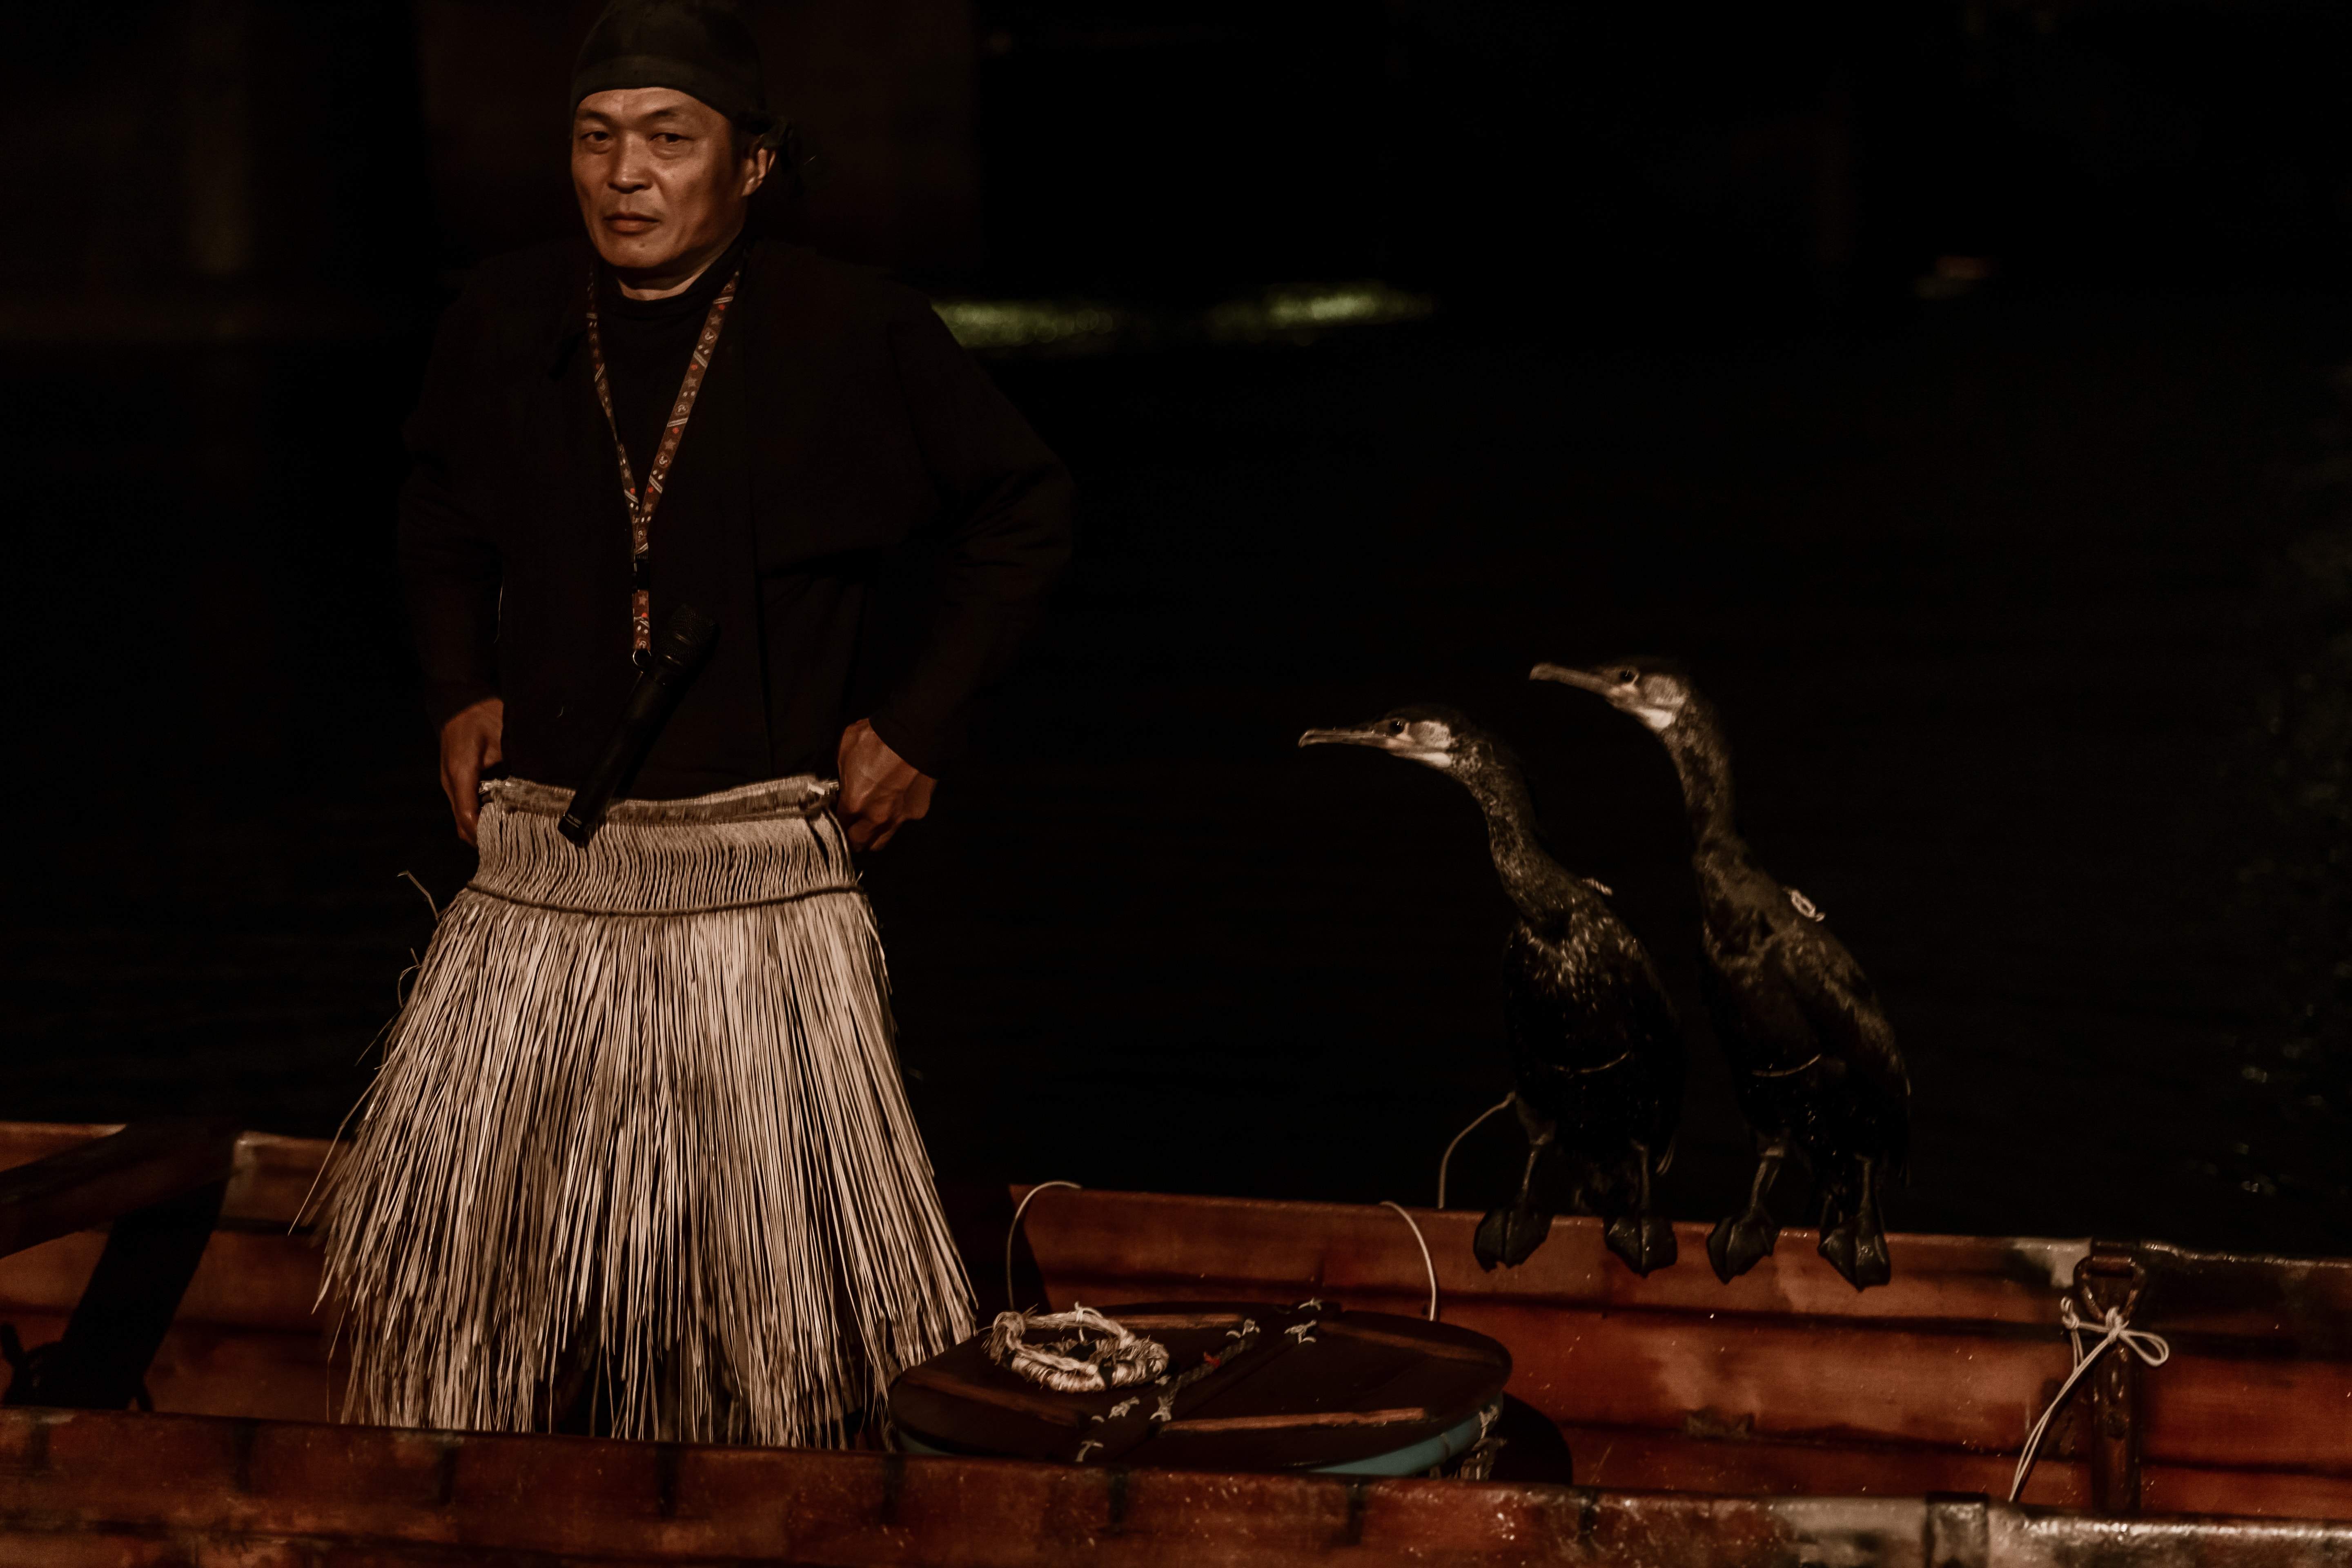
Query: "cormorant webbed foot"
1847 1225 1890 1288
1706 1141 1786 1283
1605 1214 1677 1276
1817 1158 1891 1290
1475 1137 1557 1271
1816 1208 1859 1283
1707 1209 1780 1283
1477 1202 1555 1271
1602 1141 1676 1276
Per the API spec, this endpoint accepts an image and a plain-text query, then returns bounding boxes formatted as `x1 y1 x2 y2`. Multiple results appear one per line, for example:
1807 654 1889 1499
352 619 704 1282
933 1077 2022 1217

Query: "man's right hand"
439 697 506 846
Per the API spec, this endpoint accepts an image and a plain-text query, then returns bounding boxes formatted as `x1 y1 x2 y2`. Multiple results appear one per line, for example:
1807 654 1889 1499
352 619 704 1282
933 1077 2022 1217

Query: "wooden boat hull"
9 1403 2352 1568
3 1121 2350 1563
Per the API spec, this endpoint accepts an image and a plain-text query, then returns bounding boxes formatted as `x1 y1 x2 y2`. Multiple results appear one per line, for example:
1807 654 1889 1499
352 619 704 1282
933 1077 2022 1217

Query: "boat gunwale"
8 1121 2352 1521
5 1402 2352 1566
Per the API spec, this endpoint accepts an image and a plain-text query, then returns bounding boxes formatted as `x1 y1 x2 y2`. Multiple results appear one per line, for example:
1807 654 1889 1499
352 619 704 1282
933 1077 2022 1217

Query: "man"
321 0 1071 1447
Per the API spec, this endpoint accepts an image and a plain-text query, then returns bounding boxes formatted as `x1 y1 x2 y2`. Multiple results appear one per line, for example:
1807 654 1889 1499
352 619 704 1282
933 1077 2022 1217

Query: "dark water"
9 291 2350 1258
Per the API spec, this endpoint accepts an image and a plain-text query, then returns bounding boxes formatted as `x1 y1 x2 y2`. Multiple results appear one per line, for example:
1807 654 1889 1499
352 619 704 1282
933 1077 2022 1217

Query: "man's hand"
837 718 934 850
439 697 506 846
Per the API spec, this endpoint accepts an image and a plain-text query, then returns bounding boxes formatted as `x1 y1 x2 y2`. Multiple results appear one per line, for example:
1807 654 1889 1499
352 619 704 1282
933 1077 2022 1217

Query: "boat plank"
220 1131 337 1229
0 1305 331 1423
8 1405 2351 1566
1012 1187 2088 1326
0 1225 325 1334
1160 1407 1433 1433
2141 1464 2352 1522
147 1320 334 1423
1015 1187 2352 1335
1557 1419 2076 1502
0 1529 260 1568
0 1123 330 1235
0 1405 1468 1565
2140 1356 2352 1471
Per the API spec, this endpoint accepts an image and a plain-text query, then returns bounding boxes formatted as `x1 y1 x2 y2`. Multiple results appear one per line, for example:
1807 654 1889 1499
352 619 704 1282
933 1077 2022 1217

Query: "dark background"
9 0 2352 1257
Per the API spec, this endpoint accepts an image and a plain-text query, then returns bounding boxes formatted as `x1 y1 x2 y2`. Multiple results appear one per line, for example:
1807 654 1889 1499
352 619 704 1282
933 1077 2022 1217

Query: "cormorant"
1530 660 1911 1290
1300 706 1685 1277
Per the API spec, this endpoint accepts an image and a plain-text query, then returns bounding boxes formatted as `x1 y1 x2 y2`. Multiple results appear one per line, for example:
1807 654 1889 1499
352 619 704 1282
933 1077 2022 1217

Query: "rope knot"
2057 1298 2171 1368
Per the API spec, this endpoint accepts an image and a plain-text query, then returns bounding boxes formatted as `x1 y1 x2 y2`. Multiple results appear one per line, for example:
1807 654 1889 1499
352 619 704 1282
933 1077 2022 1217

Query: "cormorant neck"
1459 760 1579 922
1660 716 1744 853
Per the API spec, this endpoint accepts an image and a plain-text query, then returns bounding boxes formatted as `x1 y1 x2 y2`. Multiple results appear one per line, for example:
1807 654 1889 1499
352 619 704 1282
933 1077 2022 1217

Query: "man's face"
571 89 766 278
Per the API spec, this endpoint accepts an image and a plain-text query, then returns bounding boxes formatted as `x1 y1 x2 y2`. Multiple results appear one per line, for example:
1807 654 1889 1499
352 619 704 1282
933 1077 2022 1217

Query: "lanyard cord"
2008 1296 2170 1502
582 261 743 666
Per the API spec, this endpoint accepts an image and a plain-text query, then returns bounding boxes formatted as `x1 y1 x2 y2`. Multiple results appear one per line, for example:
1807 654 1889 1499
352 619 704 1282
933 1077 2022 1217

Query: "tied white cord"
2008 1297 2170 1502
1436 1094 1514 1210
1006 1181 1082 1311
1381 1201 1439 1321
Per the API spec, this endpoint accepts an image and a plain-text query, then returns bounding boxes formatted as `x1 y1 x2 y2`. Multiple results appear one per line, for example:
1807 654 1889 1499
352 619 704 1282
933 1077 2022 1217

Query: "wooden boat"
2 1117 2349 1565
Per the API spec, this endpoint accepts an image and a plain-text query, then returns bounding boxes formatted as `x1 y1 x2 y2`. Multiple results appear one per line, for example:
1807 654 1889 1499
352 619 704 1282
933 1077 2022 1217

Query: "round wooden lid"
889 1299 1510 1472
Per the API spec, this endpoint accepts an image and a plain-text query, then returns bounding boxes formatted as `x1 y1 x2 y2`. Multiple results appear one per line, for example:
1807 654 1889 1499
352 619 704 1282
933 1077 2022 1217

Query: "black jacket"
397 234 1073 795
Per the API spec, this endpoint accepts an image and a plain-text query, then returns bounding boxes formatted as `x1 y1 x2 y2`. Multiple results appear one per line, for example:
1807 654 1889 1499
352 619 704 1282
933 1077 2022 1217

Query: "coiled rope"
2008 1298 2170 1502
984 1304 1170 1393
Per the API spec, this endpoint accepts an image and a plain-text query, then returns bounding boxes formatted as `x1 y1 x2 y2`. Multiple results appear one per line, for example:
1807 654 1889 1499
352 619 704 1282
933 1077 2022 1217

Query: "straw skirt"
318 775 972 1446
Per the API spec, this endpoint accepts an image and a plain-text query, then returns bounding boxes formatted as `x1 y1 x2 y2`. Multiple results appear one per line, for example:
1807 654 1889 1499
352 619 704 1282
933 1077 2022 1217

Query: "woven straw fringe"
318 775 973 1447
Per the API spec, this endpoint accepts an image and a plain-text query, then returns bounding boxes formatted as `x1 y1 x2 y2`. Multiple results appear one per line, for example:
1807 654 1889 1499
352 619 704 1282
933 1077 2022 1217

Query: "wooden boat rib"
2 1120 2349 1566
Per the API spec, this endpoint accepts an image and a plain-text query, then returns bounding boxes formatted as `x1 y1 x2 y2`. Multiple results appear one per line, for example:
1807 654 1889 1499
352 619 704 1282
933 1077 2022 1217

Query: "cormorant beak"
1528 662 1622 698
1299 725 1394 751
1298 724 1452 766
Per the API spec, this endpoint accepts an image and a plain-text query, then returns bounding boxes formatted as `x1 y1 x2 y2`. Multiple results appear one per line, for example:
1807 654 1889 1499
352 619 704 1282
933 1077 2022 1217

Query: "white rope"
1006 1181 1081 1312
2008 1298 2170 1502
984 1303 1169 1393
1436 1094 1514 1210
1381 1201 1438 1321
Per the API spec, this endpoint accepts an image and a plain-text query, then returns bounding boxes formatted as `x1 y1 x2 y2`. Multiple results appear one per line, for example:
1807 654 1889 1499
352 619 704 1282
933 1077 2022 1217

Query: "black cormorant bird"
1300 706 1685 1276
1529 660 1911 1290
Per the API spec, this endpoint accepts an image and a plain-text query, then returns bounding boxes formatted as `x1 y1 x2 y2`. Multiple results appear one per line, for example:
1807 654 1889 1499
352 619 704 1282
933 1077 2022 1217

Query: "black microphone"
559 603 720 848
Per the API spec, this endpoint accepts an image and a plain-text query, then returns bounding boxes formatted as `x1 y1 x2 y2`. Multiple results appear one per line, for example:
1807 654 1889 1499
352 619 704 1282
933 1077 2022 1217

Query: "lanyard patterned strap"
582 262 743 665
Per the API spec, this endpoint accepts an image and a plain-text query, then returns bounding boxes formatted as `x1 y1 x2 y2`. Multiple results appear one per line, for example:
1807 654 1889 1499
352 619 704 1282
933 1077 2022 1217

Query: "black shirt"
397 234 1073 796
597 231 748 483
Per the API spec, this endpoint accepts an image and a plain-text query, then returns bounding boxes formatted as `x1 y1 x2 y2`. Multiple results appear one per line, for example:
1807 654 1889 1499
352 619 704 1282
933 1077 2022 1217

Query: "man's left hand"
837 719 935 850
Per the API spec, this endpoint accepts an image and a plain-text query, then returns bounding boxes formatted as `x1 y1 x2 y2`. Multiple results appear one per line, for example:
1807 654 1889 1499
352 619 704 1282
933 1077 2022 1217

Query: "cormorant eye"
1615 669 1637 684
1384 719 1405 735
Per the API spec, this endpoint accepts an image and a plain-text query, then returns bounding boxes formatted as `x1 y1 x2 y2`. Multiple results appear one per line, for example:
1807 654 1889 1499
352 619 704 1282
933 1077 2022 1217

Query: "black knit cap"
570 0 780 141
